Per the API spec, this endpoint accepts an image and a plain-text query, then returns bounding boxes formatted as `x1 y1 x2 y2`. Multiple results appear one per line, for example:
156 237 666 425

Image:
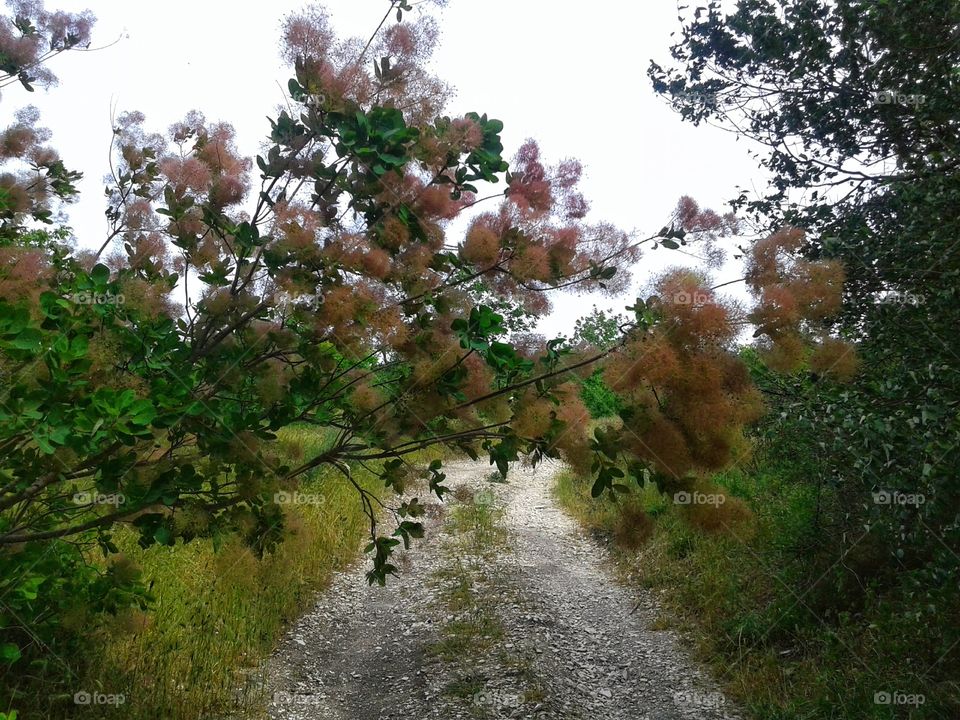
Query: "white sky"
7 0 767 338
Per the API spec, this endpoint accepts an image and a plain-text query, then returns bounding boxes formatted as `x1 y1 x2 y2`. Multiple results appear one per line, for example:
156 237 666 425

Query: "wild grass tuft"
64 426 446 720
553 466 960 719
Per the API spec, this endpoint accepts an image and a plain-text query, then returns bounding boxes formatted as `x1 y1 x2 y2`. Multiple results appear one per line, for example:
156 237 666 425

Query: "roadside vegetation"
72 427 379 719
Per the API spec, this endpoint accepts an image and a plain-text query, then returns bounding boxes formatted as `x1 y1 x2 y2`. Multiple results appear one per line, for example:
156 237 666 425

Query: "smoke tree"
0 0 848 675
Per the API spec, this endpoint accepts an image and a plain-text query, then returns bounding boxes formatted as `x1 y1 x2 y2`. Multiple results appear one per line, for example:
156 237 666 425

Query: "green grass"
553 466 960 720
430 488 508 664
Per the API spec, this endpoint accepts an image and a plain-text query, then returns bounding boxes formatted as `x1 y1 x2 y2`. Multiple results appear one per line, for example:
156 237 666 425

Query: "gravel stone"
263 460 742 720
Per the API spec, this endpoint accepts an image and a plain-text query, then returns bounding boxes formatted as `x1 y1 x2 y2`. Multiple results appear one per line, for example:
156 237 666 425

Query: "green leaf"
590 476 606 498
6 328 42 352
153 526 173 546
0 643 20 664
91 263 110 285
17 576 43 600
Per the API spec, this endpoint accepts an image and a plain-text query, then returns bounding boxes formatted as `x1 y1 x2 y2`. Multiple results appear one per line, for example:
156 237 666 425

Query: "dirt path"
264 460 741 719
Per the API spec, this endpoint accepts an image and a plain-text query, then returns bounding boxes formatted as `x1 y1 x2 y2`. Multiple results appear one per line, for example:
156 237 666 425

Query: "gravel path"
264 460 742 720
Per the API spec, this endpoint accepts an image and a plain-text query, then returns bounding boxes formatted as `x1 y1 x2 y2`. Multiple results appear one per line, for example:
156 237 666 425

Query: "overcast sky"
7 0 767 337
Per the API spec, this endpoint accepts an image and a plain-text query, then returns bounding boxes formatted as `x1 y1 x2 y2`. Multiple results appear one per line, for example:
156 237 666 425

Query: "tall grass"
553 467 959 719
61 427 444 720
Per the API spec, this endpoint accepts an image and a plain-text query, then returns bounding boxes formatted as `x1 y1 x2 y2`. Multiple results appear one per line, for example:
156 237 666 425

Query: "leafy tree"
572 305 625 351
0 0 845 695
578 372 623 419
650 0 960 704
